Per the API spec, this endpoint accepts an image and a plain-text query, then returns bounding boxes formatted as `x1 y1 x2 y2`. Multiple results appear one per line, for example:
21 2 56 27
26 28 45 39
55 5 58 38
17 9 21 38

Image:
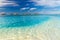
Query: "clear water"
0 15 50 28
0 15 60 40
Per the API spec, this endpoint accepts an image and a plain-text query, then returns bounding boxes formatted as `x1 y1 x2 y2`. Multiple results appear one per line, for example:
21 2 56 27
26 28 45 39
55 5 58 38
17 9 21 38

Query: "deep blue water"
0 16 50 28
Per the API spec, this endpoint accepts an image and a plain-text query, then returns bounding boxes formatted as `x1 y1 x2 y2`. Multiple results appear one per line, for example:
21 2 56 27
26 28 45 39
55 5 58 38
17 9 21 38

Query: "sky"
0 0 60 14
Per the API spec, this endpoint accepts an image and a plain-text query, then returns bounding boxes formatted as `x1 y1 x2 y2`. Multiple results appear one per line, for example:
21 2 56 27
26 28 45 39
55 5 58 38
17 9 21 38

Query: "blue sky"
0 0 60 14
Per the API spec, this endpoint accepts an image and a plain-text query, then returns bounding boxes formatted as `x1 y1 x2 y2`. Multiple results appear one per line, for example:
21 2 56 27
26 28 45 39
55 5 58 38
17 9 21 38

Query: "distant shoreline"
0 14 60 16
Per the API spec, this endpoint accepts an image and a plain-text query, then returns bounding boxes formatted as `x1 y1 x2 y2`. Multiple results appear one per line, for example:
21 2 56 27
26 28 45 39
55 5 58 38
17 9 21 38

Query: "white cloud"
0 0 19 7
38 10 60 14
21 7 29 10
31 0 60 7
29 8 36 11
0 12 5 14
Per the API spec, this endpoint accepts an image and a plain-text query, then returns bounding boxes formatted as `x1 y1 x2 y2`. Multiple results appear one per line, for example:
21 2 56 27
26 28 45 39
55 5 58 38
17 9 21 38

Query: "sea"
0 15 60 40
0 15 50 28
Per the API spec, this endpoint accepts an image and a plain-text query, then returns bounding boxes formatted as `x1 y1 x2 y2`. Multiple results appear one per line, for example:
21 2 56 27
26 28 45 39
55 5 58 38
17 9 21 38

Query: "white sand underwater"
0 16 60 40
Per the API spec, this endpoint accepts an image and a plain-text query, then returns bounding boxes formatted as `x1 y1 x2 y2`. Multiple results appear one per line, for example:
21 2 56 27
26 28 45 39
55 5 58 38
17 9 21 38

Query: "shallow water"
0 15 50 28
0 15 60 40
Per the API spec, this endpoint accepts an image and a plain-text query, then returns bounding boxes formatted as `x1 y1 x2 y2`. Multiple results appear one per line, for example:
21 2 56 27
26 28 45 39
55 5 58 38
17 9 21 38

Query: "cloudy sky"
0 0 60 14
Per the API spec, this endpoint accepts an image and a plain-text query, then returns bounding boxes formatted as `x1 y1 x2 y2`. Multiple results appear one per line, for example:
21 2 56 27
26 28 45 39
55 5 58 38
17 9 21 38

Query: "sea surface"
0 15 50 28
0 15 60 40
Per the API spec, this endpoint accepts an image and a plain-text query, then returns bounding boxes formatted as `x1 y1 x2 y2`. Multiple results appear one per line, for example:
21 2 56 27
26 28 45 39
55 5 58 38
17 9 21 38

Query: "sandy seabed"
0 17 60 40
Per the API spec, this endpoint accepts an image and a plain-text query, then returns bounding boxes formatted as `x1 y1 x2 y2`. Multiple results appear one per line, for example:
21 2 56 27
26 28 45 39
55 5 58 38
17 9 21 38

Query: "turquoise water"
0 16 50 28
0 15 60 40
